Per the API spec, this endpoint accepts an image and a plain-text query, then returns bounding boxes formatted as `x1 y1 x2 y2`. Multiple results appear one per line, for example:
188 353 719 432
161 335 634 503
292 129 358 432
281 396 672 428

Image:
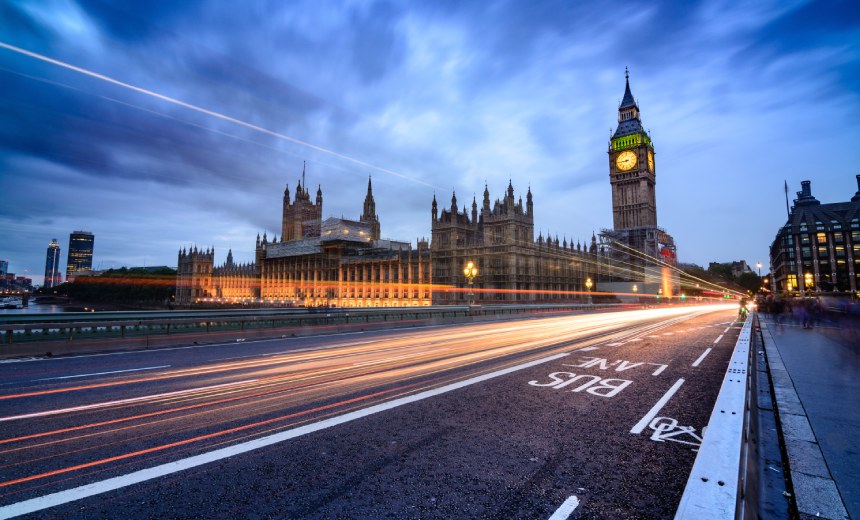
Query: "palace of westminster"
176 71 678 306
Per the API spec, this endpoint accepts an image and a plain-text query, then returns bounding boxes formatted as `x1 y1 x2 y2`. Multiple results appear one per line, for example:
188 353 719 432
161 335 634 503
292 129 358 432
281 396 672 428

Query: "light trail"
0 305 734 506
0 41 431 188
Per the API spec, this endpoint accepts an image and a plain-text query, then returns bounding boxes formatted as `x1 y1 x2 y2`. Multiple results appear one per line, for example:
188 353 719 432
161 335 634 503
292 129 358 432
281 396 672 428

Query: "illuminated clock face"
648 151 654 171
616 150 637 171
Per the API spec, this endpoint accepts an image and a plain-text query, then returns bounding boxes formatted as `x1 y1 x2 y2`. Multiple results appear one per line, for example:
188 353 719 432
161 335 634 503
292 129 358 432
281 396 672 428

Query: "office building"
44 238 63 288
66 230 94 282
769 176 860 294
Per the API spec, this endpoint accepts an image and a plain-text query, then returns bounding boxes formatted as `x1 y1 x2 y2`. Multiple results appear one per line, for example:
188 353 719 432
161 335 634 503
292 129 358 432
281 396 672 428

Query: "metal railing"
1 303 632 347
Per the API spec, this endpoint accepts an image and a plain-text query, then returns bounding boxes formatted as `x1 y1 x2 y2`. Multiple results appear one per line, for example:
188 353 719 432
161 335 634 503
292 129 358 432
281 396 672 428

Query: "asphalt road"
0 304 740 519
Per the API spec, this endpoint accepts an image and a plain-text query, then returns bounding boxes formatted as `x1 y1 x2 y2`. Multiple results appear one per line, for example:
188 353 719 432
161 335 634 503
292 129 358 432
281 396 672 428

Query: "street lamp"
804 272 813 293
463 261 478 306
585 277 593 304
756 261 762 277
658 287 663 303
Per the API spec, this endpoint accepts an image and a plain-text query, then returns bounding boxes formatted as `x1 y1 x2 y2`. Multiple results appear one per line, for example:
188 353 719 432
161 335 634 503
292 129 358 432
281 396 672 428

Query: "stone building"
430 181 604 304
769 176 860 294
176 169 431 307
177 69 679 307
601 68 678 296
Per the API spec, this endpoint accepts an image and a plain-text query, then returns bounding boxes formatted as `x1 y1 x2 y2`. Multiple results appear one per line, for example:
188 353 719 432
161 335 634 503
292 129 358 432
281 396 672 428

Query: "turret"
526 186 533 216
471 195 478 224
451 191 458 213
316 185 322 205
432 193 438 221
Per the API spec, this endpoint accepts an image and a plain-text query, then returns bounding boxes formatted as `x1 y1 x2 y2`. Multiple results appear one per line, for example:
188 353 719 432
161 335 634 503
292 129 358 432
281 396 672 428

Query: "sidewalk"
759 314 859 520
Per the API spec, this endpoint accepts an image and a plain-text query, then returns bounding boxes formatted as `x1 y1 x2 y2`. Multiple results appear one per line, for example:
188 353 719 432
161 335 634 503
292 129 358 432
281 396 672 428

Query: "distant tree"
707 263 734 281
60 267 177 307
736 271 762 294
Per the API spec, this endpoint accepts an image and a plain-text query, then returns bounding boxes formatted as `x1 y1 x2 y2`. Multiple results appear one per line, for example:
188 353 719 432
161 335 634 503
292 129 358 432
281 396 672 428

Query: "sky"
1 0 859 285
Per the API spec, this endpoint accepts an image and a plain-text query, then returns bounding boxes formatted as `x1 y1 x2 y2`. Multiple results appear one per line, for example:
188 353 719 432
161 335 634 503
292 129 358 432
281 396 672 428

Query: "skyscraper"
43 238 62 288
66 231 94 281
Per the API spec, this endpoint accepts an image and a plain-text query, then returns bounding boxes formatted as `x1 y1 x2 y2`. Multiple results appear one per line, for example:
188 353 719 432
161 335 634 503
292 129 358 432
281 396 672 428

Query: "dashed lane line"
691 348 712 367
548 495 580 520
714 334 723 344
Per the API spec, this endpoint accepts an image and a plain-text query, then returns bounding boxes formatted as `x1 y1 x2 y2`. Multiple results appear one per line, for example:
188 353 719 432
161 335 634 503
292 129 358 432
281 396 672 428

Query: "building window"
817 233 827 244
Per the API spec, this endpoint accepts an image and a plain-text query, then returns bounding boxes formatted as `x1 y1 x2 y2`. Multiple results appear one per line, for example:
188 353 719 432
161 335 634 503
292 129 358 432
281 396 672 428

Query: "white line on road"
714 334 723 344
607 342 624 346
548 495 580 520
0 352 570 518
0 380 258 422
630 378 685 434
33 365 171 382
578 347 600 351
691 348 712 367
723 326 731 333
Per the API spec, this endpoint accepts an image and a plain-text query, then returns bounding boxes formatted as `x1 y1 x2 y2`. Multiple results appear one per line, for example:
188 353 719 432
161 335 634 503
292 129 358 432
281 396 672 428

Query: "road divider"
674 316 753 519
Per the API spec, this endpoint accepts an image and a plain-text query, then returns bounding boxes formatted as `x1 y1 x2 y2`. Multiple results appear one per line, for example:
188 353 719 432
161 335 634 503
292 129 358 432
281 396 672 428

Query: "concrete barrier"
675 316 753 519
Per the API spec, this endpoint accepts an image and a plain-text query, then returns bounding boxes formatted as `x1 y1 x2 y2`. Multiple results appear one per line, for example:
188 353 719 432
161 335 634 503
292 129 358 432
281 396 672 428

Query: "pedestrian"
802 298 815 329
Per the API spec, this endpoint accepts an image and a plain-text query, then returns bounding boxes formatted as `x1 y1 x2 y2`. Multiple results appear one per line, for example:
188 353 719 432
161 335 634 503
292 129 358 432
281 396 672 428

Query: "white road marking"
662 332 674 336
627 338 642 342
0 352 570 518
714 334 723 344
691 348 712 367
548 495 580 520
0 380 258 422
723 327 731 333
607 342 624 346
33 365 171 382
648 335 661 338
630 378 685 434
577 347 600 351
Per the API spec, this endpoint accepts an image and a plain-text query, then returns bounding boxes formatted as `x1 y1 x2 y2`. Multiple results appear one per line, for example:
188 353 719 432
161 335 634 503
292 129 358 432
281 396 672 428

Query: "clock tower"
609 68 657 230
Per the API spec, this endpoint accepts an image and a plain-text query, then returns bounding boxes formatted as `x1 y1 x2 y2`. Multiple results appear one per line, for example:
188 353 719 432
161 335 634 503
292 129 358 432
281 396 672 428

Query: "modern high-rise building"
43 238 62 288
66 231 94 281
0 259 7 277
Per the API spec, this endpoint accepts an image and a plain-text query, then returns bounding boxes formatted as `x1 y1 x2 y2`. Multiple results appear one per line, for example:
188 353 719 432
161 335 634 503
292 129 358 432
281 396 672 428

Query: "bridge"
0 304 849 519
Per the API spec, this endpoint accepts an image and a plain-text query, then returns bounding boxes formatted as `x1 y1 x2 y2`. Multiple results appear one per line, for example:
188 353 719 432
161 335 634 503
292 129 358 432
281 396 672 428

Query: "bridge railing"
1 303 636 348
675 314 756 519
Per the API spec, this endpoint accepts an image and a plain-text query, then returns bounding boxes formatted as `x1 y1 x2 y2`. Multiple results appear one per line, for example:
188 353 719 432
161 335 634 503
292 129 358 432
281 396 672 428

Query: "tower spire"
620 67 636 108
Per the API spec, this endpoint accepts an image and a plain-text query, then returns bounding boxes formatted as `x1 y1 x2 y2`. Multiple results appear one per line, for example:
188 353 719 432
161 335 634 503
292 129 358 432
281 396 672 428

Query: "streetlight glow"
463 260 478 306
585 277 593 304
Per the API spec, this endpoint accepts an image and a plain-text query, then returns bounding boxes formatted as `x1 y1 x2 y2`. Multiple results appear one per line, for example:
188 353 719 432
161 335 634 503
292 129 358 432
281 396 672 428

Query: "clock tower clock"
608 68 657 230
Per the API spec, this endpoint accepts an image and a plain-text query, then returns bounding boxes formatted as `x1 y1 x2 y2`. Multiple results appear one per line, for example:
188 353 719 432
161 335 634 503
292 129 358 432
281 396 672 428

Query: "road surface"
0 304 740 519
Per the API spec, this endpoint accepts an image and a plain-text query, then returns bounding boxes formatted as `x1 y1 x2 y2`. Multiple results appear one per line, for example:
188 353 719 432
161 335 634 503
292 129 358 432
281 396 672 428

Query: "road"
0 304 740 519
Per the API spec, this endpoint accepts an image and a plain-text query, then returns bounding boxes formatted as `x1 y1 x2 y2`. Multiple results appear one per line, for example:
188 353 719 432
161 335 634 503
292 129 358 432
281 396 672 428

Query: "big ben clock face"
616 150 637 171
647 151 654 171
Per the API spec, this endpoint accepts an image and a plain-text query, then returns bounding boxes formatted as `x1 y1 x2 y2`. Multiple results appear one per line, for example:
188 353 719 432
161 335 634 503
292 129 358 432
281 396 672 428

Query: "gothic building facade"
177 70 676 307
601 69 678 296
430 182 606 304
177 169 431 307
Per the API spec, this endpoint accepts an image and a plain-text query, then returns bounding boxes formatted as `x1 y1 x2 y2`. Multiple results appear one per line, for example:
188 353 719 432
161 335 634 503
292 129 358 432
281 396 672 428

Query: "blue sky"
1 0 859 284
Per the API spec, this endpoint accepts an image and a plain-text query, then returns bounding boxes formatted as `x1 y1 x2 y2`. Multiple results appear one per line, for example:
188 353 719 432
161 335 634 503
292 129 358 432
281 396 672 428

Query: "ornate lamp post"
585 277 593 304
463 261 478 306
756 261 762 277
804 272 813 294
